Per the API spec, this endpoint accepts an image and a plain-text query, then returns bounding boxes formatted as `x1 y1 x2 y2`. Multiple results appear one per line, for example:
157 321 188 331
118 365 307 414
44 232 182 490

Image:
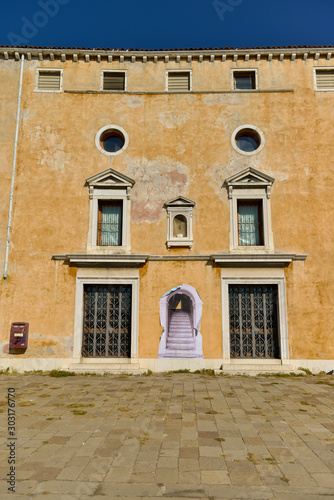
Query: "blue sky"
1 0 333 49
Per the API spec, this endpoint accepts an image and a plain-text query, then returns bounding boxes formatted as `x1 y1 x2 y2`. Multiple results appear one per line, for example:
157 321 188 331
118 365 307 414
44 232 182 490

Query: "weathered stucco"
0 48 333 365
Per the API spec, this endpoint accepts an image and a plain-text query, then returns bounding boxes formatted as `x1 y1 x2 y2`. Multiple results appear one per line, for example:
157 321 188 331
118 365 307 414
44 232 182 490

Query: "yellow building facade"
0 45 333 373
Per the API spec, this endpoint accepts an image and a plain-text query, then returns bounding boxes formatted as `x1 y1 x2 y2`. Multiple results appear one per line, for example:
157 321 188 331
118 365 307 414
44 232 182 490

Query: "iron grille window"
168 72 190 91
233 71 256 90
83 285 132 358
98 201 122 246
103 72 125 90
229 285 279 358
37 70 61 90
237 200 263 245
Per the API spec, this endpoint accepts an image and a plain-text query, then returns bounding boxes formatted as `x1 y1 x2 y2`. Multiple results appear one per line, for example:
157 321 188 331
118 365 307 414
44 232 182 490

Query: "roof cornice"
1 45 333 63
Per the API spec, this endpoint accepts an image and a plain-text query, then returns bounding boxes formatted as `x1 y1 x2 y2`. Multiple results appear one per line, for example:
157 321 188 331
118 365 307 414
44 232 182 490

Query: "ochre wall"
0 55 333 359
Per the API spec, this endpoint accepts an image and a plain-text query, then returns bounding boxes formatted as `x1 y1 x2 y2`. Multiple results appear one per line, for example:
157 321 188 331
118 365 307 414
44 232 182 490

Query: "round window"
95 125 129 156
101 130 124 153
231 125 265 156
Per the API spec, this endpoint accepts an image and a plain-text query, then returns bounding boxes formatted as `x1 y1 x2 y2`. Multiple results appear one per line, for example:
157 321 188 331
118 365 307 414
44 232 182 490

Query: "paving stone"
155 467 178 483
201 469 230 484
157 457 178 468
104 467 132 483
56 466 85 480
179 447 199 458
199 456 227 470
178 470 201 484
30 468 63 481
230 471 263 486
178 458 200 471
279 463 309 476
311 472 334 488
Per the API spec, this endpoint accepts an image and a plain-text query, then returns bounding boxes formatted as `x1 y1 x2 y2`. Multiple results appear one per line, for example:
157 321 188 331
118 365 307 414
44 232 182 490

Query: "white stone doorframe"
73 276 139 360
221 276 289 364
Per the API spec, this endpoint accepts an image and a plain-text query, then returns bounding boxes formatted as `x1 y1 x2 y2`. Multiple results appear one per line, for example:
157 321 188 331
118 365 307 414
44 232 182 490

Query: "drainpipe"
4 53 24 279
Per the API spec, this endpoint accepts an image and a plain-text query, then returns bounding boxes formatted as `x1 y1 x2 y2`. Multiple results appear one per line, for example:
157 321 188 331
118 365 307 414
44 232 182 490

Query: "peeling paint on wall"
158 111 190 129
126 156 189 223
122 96 143 107
31 125 68 170
202 94 244 106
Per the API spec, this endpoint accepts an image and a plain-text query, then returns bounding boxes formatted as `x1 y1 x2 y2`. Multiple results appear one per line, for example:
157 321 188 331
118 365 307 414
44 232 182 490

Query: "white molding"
34 68 63 92
95 124 129 157
231 68 258 90
221 274 289 362
225 167 274 252
313 67 334 91
163 196 195 249
73 275 139 360
4 46 334 63
231 124 265 156
165 70 192 92
86 167 135 252
100 69 127 91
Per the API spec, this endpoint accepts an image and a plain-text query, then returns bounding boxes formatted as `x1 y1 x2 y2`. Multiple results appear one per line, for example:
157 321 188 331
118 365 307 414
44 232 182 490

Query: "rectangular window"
37 70 61 91
102 72 126 91
315 69 334 90
167 72 190 92
98 201 122 246
233 70 256 90
237 200 263 245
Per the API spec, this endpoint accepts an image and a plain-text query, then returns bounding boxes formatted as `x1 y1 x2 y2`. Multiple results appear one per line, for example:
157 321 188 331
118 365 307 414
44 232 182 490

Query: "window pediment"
225 166 274 186
225 167 274 200
163 196 196 208
86 167 135 189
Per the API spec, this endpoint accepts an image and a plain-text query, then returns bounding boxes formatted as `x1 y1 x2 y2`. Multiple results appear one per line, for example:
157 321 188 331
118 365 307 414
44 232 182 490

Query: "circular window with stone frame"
95 125 129 156
231 125 265 156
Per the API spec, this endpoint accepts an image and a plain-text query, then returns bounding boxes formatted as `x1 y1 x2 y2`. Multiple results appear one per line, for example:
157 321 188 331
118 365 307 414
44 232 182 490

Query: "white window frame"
73 275 139 359
314 67 334 91
225 167 274 252
35 68 63 92
164 197 195 249
100 70 127 91
166 70 192 92
231 124 265 156
86 168 134 252
231 68 258 90
221 275 289 363
91 190 128 249
95 124 129 157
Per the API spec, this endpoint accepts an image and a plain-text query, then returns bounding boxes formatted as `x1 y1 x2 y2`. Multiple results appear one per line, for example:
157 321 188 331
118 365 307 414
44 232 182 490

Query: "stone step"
159 351 200 358
218 363 305 375
69 362 145 374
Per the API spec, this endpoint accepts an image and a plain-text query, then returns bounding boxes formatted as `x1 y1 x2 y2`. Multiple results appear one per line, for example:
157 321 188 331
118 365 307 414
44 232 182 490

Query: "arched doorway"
158 284 204 358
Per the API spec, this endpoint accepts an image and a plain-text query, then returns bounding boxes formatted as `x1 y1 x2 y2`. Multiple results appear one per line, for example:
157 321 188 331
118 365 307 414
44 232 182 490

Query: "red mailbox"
10 322 29 349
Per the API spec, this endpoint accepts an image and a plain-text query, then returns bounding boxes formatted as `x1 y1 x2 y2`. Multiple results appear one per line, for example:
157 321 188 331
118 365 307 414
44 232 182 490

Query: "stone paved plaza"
0 370 334 499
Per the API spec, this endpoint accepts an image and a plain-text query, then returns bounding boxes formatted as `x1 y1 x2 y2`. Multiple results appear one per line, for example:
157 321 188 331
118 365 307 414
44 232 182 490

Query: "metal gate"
229 285 279 358
82 285 131 358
